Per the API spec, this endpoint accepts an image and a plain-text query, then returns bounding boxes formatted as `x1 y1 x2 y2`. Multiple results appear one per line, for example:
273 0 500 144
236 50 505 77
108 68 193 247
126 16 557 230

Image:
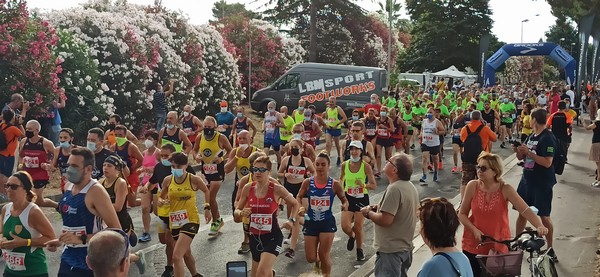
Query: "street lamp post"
560 37 565 47
520 19 529 43
570 42 576 54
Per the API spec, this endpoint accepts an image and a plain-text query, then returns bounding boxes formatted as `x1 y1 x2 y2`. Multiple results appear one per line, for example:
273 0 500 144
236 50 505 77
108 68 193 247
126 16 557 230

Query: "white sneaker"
283 238 290 245
592 181 600 188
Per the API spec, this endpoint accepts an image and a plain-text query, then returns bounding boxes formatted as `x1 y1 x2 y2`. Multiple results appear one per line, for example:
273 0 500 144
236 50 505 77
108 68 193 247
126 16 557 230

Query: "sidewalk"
407 127 600 276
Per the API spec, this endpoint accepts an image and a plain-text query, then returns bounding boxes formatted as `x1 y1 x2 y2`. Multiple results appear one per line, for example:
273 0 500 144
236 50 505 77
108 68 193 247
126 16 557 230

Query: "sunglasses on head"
104 228 130 264
5 183 22 190
419 197 447 207
251 167 269 173
476 165 488 172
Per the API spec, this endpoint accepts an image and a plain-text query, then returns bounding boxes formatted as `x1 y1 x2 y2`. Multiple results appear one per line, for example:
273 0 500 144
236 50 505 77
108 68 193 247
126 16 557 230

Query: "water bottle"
530 206 539 215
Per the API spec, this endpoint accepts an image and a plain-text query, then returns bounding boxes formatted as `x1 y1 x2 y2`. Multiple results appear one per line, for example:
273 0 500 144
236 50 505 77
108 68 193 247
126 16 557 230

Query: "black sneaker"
546 248 558 263
500 143 506 149
347 237 355 251
161 266 174 277
337 157 341 166
357 248 365 261
410 144 415 149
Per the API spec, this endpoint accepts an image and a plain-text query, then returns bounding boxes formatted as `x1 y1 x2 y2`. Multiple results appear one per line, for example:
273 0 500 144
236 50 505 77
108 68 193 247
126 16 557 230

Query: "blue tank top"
59 180 105 270
307 177 335 221
115 141 132 169
235 118 248 134
264 112 280 139
57 148 70 175
162 127 182 145
182 117 196 132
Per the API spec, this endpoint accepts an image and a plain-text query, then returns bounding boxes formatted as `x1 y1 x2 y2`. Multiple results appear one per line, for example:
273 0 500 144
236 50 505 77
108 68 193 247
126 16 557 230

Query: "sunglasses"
251 167 269 173
351 129 362 133
5 183 22 190
104 228 130 264
476 165 488 172
419 197 447 207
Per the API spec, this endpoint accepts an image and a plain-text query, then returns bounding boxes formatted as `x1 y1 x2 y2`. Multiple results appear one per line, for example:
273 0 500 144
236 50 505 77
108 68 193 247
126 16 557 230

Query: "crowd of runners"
0 79 596 277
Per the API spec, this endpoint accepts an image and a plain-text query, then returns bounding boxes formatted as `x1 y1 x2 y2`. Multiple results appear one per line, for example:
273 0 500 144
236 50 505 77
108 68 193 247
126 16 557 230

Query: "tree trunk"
309 0 318 62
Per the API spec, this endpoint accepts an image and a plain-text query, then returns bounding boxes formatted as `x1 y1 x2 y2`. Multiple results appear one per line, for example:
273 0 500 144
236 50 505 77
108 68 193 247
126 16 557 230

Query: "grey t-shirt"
374 179 419 253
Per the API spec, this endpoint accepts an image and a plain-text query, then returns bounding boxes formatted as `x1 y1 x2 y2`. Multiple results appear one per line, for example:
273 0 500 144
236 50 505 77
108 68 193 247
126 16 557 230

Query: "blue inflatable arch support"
484 43 577 87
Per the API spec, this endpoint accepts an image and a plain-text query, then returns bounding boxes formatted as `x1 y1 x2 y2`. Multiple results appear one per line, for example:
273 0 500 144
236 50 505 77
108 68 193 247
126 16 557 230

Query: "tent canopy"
432 65 467 78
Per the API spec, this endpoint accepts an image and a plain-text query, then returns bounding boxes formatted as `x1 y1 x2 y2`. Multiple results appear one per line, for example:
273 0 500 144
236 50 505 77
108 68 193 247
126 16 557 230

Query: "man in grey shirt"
361 153 419 277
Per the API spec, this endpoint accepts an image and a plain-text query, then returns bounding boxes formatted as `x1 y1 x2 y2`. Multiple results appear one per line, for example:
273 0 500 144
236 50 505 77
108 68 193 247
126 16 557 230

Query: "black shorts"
345 193 369 212
249 230 283 262
303 218 337 236
407 129 414 136
500 122 513 128
376 138 394 147
421 144 440 155
201 162 225 182
412 123 422 130
171 223 200 240
33 180 49 189
517 178 553 217
452 137 463 146
280 139 289 147
151 186 158 195
284 181 302 198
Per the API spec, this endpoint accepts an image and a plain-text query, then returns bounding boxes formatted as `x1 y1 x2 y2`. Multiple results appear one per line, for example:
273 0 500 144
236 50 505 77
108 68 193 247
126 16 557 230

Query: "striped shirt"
153 91 168 114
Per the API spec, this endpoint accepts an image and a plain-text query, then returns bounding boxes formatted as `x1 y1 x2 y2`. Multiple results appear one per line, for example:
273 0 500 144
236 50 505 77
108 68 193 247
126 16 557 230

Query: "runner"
86 128 117 180
215 101 236 143
375 106 395 178
193 116 232 236
158 152 210 277
158 111 193 154
0 171 56 277
419 108 445 183
43 128 76 193
18 120 57 209
401 102 415 153
322 96 347 166
231 105 257 144
181 105 203 145
481 101 498 151
277 139 315 259
0 110 24 190
262 101 285 165
234 155 299 277
300 109 321 149
339 141 376 261
362 108 378 155
296 151 349 276
345 109 361 139
389 108 409 154
103 114 138 147
138 131 159 243
282 124 317 161
100 156 136 244
279 106 296 157
499 97 516 148
341 121 376 167
309 105 327 147
292 99 307 123
451 108 466 173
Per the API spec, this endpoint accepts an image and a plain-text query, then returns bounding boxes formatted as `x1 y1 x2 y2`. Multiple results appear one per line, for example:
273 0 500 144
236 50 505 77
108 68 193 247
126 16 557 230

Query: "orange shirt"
546 111 573 126
0 123 23 157
460 120 497 152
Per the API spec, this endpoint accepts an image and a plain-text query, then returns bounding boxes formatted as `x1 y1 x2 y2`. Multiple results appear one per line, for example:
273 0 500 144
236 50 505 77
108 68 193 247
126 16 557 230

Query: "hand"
284 173 293 179
158 198 170 207
213 157 222 164
360 206 370 218
370 204 379 211
536 226 549 236
472 228 484 242
516 145 528 155
59 232 83 245
195 154 203 163
45 239 62 252
138 185 148 194
0 232 25 250
298 206 306 216
22 101 30 111
204 211 212 224
341 201 349 211
41 163 51 171
354 179 364 187
240 208 252 218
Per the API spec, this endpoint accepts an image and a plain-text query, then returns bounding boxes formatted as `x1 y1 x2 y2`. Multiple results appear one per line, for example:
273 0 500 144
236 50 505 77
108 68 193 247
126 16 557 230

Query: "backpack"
0 124 14 151
461 124 485 163
549 130 566 175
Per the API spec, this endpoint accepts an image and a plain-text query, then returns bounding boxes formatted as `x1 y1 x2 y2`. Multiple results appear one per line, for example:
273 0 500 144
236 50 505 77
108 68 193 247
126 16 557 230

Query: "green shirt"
3 203 48 276
490 99 499 109
477 101 484 111
499 102 516 123
383 96 397 109
437 105 450 117
280 115 296 140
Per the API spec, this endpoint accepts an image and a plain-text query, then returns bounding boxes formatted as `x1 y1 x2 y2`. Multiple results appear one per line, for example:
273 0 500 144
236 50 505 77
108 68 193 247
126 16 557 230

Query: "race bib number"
310 196 331 211
62 226 86 236
217 125 226 132
287 166 306 179
422 134 434 142
3 251 25 271
183 128 193 135
23 156 39 169
250 214 272 231
347 187 364 198
366 128 376 136
203 164 218 175
302 131 312 141
377 128 389 137
453 129 460 137
169 210 190 228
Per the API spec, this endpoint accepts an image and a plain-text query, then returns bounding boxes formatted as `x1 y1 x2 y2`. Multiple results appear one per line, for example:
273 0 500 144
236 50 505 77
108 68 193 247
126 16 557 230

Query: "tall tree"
546 0 600 23
211 0 260 22
545 16 577 52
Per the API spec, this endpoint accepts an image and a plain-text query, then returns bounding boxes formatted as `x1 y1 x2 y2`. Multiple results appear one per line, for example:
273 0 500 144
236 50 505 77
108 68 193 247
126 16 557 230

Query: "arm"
165 79 175 97
113 179 128 212
387 118 395 133
399 119 409 136
305 158 316 176
458 181 484 239
276 114 286 128
128 144 144 171
295 179 310 204
158 177 171 203
126 130 138 143
503 185 545 229
277 156 289 183
306 144 316 162
247 118 257 138
89 185 121 229
157 129 164 148
2 207 56 249
192 135 201 159
337 107 347 127
193 117 204 136
47 147 60 171
313 122 322 138
333 180 348 210
180 130 193 155
224 148 238 174
436 120 445 135
340 140 347 163
586 123 596 130
233 184 251 223
219 134 233 158
338 163 346 185
365 141 376 167
190 175 211 221
364 162 377 190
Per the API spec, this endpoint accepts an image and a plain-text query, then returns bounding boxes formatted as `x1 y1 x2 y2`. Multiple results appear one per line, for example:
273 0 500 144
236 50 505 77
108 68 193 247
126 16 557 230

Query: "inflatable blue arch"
484 42 577 87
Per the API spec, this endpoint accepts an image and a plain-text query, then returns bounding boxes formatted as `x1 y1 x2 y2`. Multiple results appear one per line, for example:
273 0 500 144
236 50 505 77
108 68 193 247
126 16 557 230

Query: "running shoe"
546 248 559 263
592 181 600 188
313 261 322 274
410 144 415 149
192 274 204 277
238 242 250 254
285 248 296 259
433 171 438 182
161 266 174 277
438 161 443 170
209 218 224 236
347 236 355 251
451 166 458 173
138 232 151 243
500 143 506 149
134 250 146 275
357 248 365 261
337 157 341 166
419 175 426 183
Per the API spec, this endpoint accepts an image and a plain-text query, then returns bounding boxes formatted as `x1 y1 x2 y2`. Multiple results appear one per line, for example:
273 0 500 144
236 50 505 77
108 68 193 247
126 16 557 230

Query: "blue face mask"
304 117 311 122
86 141 97 152
298 106 304 111
166 124 175 130
237 112 243 118
161 159 171 167
380 112 387 117
60 141 70 148
171 168 184 178
352 115 359 121
426 113 433 119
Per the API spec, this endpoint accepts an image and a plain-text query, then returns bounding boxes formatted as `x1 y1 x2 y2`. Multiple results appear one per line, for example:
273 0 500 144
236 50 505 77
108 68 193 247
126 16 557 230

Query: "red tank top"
247 181 279 235
377 117 391 139
22 138 49 181
301 122 316 147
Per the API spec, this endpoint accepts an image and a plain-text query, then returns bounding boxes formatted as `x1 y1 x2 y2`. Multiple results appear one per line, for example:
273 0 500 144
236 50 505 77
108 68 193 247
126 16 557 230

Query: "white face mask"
220 107 228 113
293 133 302 140
350 156 361 163
239 144 249 150
144 139 154 148
183 111 190 117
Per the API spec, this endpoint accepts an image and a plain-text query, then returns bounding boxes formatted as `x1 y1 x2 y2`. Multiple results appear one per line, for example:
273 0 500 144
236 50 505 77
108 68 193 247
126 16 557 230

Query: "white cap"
349 140 363 150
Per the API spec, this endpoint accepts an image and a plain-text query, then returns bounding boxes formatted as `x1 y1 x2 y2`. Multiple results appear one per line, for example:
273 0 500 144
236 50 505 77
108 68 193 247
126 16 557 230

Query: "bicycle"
476 227 558 277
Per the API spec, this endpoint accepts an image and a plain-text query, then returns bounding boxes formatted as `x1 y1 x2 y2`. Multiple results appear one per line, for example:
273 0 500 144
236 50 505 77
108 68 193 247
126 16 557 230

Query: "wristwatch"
288 217 296 224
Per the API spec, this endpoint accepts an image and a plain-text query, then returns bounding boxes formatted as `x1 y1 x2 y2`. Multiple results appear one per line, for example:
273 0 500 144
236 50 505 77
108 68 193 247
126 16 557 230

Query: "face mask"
298 106 304 111
166 123 175 130
352 115 359 121
350 156 361 163
380 112 387 117
25 131 34 138
107 124 115 130
291 148 300 156
66 166 83 184
204 128 215 137
426 113 433 119
237 112 243 118
161 159 171 167
293 133 302 140
183 111 190 117
86 141 97 152
421 103 426 107
370 99 376 104
144 139 154 148
268 108 275 113
116 137 127 147
171 168 184 178
239 143 249 150
304 117 311 122
59 141 70 148
504 99 509 103
220 107 227 113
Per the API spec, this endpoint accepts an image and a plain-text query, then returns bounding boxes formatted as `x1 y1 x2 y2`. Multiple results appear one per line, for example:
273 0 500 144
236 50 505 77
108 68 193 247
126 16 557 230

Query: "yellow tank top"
343 161 368 197
294 110 305 123
326 107 340 129
199 132 222 164
157 187 170 218
236 146 257 179
167 173 200 229
280 116 295 141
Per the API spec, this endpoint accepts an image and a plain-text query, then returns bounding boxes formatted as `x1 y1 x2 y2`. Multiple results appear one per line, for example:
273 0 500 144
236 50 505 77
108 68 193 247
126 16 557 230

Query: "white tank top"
422 119 440 147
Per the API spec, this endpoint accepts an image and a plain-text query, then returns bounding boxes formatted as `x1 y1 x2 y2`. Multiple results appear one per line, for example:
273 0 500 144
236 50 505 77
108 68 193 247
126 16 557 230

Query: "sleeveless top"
115 141 133 169
168 173 199 229
182 116 197 136
56 147 71 175
365 118 377 138
59 180 105 270
452 120 466 139
306 177 335 222
343 139 368 161
22 138 49 181
2 202 47 275
247 181 280 235
264 112 280 139
377 117 391 139
422 119 441 147
301 121 316 147
326 107 340 129
141 148 158 184
102 178 133 232
235 146 258 181
280 116 296 141
199 132 223 166
294 110 305 123
462 183 511 255
391 117 402 139
285 155 308 185
235 117 248 134
161 127 183 152
343 161 368 198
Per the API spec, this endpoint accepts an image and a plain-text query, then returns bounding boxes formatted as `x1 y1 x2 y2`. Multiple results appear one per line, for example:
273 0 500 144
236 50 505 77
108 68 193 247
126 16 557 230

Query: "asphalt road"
0 138 515 277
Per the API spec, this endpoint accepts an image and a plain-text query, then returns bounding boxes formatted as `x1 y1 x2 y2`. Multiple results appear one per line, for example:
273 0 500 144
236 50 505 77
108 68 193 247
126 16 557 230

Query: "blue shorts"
264 137 281 151
0 155 15 177
326 128 342 137
303 218 337 236
516 177 553 216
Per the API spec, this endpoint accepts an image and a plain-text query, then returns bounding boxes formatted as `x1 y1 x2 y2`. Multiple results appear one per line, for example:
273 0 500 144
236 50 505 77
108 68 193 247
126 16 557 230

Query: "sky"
27 0 558 44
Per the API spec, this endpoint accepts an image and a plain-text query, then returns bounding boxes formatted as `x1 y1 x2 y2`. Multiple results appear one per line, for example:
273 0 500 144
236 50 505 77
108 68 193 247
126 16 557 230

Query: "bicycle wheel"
534 253 558 277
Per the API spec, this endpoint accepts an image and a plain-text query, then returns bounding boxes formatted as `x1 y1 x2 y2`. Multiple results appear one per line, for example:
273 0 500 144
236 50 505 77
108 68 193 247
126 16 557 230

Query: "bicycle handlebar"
480 229 539 246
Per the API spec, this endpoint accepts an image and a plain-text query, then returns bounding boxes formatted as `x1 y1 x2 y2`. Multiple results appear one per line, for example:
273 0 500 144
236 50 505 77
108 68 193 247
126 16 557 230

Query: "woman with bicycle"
458 152 548 277
417 197 473 277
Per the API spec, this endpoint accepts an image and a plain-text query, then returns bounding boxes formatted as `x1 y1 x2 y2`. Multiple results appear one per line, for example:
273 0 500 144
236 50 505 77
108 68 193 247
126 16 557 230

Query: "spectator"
514 108 557 262
564 86 575 108
103 114 138 147
549 86 561 114
586 109 600 187
48 93 66 146
215 101 236 139
2 93 30 119
547 101 572 162
360 153 419 277
459 110 497 199
417 197 473 277
0 110 24 192
459 152 547 277
152 79 175 131
86 229 130 277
